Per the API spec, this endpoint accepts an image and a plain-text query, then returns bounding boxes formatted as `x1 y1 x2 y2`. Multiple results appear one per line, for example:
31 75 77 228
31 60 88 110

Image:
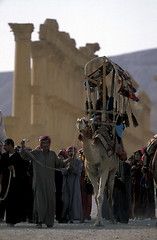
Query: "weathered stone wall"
4 19 153 157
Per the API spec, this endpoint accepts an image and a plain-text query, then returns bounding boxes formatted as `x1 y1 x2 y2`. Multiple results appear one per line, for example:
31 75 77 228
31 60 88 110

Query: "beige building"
3 19 153 157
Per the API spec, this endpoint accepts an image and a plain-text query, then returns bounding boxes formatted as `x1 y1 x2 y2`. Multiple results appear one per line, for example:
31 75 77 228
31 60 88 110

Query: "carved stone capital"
9 23 34 41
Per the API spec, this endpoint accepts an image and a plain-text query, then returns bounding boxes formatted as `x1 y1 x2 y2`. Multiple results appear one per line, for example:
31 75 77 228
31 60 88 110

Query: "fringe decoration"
85 100 93 115
131 113 139 127
123 112 130 127
85 100 88 114
128 98 139 127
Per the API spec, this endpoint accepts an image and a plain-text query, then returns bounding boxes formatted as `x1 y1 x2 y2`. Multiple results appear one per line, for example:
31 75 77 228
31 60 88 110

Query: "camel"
146 147 157 226
144 135 157 184
141 136 157 226
146 140 157 190
76 118 118 226
77 56 139 226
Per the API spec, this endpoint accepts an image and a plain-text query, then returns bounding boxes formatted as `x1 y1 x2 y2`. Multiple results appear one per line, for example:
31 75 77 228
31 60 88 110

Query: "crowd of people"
0 136 93 228
102 145 156 224
129 149 156 220
0 134 156 228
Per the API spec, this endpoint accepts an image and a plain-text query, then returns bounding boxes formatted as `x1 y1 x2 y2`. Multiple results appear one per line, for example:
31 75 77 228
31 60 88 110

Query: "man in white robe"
20 135 65 228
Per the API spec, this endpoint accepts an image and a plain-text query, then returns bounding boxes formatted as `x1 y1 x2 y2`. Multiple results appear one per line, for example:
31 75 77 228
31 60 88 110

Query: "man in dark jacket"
0 138 28 226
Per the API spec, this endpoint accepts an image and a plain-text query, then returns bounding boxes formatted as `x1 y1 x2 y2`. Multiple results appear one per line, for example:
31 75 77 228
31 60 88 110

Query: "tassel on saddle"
131 112 138 127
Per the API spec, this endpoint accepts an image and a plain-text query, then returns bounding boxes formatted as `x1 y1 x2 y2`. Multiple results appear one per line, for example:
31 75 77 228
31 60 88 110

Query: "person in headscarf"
55 149 67 223
113 151 131 223
0 138 28 226
130 150 143 219
20 135 65 228
61 146 83 223
78 148 92 223
130 149 155 219
15 145 34 223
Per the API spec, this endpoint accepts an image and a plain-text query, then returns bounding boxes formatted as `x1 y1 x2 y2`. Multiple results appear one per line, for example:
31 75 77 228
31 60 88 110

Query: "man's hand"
21 139 26 148
8 165 16 177
67 157 73 168
64 157 73 167
8 165 14 172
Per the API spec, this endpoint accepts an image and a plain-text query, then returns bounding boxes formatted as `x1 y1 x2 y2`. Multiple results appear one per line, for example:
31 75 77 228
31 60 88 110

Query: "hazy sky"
0 0 157 72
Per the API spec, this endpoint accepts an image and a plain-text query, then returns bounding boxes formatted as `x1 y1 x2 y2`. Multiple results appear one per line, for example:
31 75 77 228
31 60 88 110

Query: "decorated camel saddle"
83 56 139 158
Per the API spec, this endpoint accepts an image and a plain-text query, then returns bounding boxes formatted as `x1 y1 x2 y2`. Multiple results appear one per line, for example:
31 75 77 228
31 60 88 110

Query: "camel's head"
76 118 89 131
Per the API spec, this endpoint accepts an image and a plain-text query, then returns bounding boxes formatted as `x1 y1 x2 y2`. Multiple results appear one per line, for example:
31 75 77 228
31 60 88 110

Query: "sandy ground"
0 199 157 240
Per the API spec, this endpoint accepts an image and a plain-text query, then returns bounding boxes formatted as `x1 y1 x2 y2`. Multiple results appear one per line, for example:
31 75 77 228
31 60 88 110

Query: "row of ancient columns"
8 22 88 150
9 23 49 129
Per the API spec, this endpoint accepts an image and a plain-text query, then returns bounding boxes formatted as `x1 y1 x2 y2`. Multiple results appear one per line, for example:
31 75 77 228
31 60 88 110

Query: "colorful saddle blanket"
93 132 114 157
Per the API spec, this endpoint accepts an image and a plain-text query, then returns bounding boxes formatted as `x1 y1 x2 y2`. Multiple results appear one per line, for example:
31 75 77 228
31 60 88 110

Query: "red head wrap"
78 148 84 155
58 149 68 159
39 135 51 143
66 146 77 153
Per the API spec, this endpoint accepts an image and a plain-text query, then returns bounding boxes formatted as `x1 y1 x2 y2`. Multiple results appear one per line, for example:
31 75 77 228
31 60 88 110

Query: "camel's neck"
81 128 92 139
81 134 94 150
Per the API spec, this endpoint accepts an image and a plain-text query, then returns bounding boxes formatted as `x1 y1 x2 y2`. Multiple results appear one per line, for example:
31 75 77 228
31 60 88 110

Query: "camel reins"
0 168 15 201
0 155 65 202
0 129 80 201
31 155 66 172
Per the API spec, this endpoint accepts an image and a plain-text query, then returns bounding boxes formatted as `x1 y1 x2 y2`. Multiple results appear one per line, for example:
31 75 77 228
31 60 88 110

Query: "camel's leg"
87 174 99 221
92 179 99 209
89 176 99 205
94 171 108 226
107 168 117 223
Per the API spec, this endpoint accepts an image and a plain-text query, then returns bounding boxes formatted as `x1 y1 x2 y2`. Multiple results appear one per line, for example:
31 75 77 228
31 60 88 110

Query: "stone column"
31 41 50 125
9 23 34 124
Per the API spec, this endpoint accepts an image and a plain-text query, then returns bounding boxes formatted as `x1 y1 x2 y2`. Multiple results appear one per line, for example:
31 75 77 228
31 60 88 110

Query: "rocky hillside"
0 71 13 116
0 48 157 132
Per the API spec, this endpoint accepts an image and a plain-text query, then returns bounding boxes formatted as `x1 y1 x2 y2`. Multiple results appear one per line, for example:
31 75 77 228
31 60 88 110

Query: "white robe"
62 158 83 220
20 148 64 226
